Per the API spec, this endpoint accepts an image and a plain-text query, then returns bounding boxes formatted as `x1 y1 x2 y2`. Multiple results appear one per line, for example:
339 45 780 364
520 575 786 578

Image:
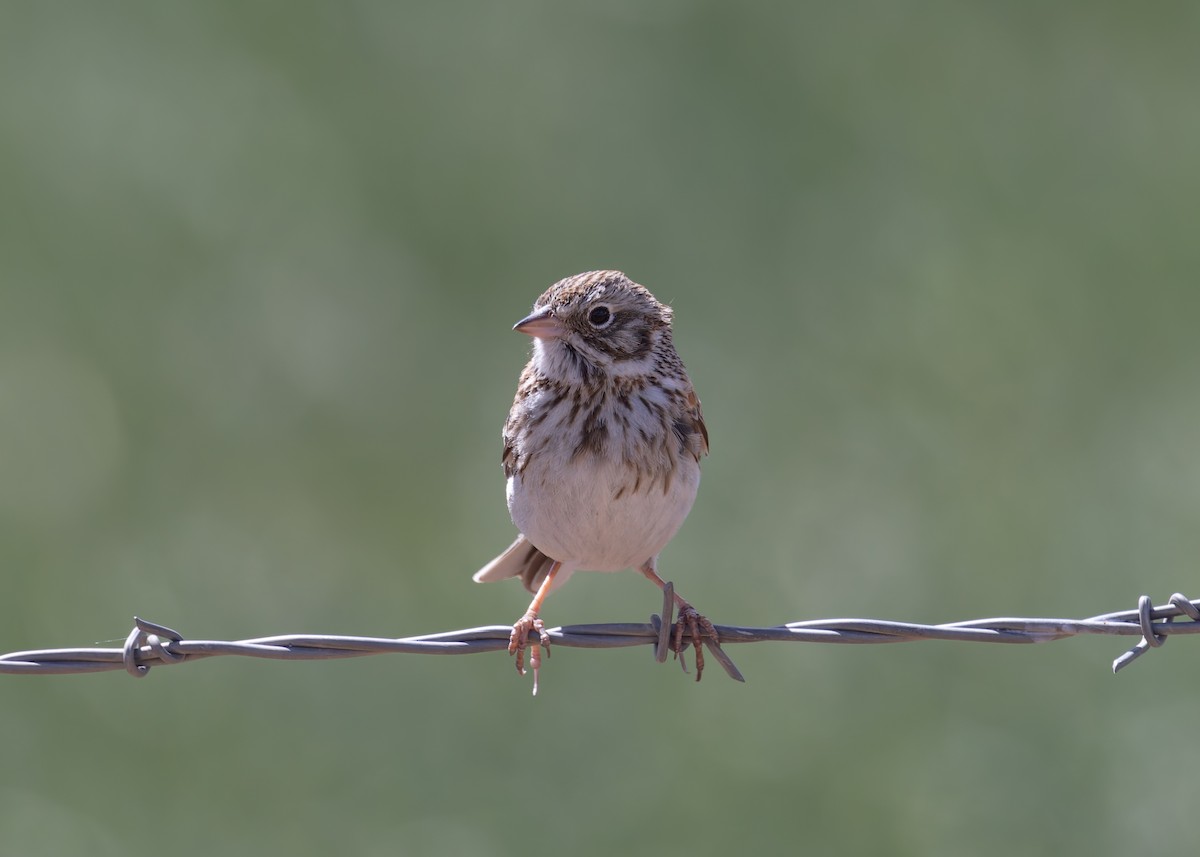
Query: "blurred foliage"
2 1 1199 854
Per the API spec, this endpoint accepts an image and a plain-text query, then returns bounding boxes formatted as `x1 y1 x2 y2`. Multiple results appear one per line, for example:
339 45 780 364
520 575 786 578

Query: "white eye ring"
587 305 614 328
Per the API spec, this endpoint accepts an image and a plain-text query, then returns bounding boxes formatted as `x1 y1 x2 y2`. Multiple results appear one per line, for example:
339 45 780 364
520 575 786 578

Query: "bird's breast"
506 446 700 572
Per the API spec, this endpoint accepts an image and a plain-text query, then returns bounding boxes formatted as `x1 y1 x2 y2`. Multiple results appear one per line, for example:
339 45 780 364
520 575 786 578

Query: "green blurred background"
3 2 1199 854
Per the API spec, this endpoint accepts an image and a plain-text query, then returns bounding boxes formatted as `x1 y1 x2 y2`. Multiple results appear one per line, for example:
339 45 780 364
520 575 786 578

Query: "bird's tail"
473 535 563 594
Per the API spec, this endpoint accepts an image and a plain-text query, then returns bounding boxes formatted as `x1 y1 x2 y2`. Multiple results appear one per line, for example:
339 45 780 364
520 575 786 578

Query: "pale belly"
507 452 701 573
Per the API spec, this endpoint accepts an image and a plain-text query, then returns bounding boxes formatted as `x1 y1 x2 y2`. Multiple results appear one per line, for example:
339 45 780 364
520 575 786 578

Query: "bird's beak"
513 307 564 339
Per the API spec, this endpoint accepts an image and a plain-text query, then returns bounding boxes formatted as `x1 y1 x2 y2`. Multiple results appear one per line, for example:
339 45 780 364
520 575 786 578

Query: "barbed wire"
1 588 1196 682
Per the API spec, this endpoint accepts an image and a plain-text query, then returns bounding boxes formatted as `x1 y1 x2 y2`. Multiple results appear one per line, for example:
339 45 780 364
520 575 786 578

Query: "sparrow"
474 270 716 692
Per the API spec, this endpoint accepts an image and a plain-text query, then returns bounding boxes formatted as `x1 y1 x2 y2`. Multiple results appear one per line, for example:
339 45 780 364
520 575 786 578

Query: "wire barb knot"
122 616 185 678
1111 593 1200 674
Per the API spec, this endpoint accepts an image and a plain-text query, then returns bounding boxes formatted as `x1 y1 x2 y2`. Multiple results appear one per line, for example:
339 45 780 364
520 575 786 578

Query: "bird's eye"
588 305 613 328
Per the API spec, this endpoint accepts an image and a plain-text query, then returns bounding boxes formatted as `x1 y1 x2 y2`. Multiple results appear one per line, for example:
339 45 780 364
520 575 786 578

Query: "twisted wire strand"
1 591 1195 680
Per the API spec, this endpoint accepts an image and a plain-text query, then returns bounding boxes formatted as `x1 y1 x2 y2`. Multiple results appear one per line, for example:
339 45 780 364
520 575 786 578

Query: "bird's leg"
639 562 718 681
508 560 560 695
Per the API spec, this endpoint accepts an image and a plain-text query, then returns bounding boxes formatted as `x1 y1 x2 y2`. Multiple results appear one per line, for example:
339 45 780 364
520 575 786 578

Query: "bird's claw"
508 612 551 694
673 603 718 682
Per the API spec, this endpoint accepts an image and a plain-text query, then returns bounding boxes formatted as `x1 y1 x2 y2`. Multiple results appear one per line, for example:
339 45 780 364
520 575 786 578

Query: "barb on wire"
1 590 1196 681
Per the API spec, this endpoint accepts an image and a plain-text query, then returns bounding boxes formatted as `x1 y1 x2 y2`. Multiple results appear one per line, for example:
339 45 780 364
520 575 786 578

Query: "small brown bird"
474 271 716 692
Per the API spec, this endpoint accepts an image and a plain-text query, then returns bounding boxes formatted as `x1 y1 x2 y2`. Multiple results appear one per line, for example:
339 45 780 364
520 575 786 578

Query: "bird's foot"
508 612 551 695
673 603 718 682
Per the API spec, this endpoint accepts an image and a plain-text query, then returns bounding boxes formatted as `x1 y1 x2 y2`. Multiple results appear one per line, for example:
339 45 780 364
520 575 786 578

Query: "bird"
474 270 715 693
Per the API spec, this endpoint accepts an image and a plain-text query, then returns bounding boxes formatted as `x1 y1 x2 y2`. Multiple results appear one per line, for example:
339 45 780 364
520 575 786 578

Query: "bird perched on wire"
474 270 715 693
